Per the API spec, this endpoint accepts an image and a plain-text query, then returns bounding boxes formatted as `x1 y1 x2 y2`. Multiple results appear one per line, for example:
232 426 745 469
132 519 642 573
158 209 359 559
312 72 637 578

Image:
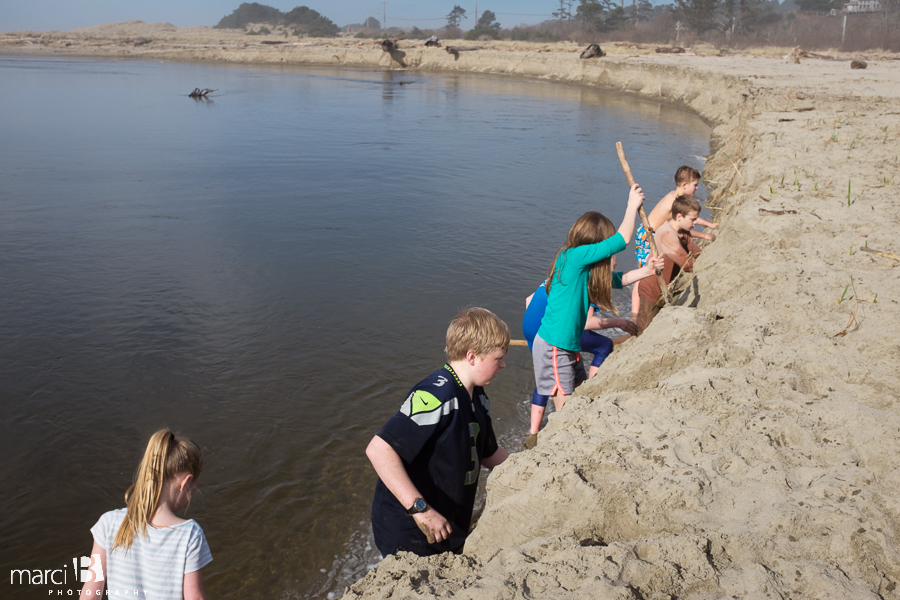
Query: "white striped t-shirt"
91 508 213 599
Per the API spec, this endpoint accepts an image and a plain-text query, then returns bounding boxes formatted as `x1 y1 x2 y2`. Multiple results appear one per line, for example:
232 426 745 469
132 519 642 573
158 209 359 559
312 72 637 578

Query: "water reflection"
0 57 710 600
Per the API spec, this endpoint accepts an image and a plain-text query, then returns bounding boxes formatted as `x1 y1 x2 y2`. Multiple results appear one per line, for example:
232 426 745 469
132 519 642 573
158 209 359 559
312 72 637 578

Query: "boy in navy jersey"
366 307 511 557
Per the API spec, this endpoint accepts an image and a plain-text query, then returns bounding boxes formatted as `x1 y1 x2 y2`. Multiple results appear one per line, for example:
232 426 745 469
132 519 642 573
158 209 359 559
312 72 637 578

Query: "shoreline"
6 25 900 599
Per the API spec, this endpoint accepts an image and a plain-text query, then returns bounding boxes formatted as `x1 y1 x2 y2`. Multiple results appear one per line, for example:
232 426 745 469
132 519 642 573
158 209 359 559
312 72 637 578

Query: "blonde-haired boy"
366 307 510 557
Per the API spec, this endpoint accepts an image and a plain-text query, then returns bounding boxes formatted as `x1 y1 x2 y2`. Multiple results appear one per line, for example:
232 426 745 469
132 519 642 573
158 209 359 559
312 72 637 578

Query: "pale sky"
2 0 601 32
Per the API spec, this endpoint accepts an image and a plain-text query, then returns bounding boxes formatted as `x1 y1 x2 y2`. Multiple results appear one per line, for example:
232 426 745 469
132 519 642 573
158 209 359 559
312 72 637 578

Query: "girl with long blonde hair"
531 184 649 417
80 429 211 600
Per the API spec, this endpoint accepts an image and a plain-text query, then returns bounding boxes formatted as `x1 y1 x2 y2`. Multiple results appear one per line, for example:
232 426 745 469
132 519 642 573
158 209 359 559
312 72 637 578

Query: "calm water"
0 56 710 599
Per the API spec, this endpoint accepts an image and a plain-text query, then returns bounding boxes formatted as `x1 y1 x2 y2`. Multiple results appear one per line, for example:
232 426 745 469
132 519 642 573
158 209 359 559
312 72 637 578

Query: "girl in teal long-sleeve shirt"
532 184 646 414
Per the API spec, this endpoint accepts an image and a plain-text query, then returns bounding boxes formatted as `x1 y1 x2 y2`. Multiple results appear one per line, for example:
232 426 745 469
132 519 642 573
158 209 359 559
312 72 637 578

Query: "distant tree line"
215 3 339 36
214 1 897 51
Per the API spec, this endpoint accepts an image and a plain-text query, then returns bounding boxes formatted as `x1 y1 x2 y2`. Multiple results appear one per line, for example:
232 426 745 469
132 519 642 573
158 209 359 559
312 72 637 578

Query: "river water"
0 56 710 599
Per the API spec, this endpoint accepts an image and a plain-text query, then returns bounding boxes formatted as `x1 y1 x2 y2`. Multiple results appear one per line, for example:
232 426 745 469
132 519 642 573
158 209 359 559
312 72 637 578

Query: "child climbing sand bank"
532 184 645 416
637 194 704 333
521 254 662 447
633 166 717 312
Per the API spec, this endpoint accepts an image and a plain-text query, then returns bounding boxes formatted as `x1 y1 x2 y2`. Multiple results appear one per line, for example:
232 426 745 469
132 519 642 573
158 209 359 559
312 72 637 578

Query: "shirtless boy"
633 166 716 311
636 194 704 332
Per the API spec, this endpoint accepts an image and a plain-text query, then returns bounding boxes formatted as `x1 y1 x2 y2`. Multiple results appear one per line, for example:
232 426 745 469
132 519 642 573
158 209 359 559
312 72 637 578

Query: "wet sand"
5 22 900 599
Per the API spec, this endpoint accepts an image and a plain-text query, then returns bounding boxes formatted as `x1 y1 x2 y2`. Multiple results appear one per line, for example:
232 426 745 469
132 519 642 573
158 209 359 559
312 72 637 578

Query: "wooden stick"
859 246 900 262
615 141 670 305
509 339 529 347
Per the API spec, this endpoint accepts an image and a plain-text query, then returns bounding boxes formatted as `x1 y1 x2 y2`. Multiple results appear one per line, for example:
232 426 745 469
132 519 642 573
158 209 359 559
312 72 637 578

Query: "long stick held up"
615 141 671 305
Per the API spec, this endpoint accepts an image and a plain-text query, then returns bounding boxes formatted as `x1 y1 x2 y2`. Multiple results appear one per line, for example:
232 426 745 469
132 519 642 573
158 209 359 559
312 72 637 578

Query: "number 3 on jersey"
464 422 480 485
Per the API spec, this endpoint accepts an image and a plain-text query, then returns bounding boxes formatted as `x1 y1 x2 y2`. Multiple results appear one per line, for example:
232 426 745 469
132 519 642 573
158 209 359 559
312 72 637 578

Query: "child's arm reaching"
616 184 645 244
690 230 715 241
621 256 664 287
690 218 718 241
585 306 638 336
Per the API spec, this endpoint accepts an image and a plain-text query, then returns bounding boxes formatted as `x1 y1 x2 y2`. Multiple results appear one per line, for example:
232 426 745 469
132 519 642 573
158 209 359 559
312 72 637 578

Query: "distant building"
843 0 882 12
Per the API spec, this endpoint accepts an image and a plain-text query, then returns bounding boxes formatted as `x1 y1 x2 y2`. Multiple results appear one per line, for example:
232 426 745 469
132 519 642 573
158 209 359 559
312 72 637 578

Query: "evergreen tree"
465 10 502 39
553 0 573 20
576 0 623 33
673 0 720 33
283 6 339 36
446 5 468 28
215 2 284 28
736 0 764 30
632 0 654 22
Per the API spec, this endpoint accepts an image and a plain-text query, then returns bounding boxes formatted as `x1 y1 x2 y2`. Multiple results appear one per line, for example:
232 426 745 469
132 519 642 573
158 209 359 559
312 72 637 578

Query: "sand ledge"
5 26 899 599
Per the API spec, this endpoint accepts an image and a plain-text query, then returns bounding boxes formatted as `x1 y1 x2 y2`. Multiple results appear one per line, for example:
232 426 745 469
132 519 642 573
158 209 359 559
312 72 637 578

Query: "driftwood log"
579 44 606 59
188 88 216 98
655 46 685 54
445 46 480 59
380 37 405 53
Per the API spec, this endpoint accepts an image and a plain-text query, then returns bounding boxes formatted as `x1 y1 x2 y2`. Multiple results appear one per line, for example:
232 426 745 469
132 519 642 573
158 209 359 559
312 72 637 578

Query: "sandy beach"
4 23 899 598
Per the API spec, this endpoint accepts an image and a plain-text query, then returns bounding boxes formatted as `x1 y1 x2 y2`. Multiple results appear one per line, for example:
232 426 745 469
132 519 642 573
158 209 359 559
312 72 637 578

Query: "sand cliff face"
4 27 898 598
336 47 900 600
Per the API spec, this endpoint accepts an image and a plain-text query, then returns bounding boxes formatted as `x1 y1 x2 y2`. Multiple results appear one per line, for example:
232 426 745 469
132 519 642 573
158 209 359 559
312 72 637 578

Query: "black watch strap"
405 497 428 515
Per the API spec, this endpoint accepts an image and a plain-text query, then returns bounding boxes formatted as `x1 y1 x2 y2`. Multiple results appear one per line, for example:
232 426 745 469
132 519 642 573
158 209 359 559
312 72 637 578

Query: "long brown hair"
113 429 203 551
546 211 619 315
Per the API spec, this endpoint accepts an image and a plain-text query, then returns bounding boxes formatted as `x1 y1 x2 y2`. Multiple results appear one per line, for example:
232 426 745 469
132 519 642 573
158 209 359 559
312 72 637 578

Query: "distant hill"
215 2 339 36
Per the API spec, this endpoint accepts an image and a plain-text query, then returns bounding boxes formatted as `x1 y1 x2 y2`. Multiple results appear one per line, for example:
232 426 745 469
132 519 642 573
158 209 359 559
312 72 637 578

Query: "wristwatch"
405 497 428 515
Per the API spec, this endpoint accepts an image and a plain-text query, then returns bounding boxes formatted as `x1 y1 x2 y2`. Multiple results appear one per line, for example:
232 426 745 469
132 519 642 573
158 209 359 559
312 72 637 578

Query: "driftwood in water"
579 44 606 59
188 88 216 98
655 46 685 54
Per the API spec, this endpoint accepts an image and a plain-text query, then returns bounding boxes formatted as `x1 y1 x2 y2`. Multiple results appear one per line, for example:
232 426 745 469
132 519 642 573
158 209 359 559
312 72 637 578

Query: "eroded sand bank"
5 24 899 599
